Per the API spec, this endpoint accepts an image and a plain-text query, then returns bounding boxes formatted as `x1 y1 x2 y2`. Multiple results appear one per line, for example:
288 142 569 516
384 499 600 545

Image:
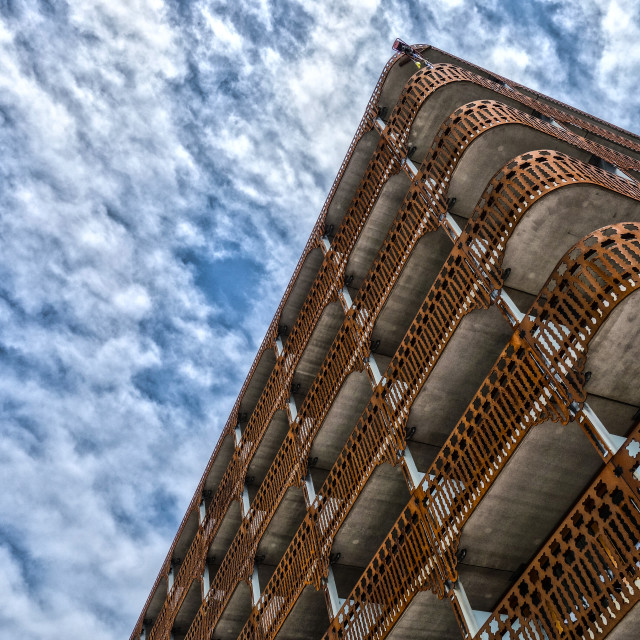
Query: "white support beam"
325 567 344 618
202 564 210 597
251 565 261 605
452 580 480 637
241 486 250 516
340 287 354 310
368 355 383 386
582 402 626 455
401 447 424 490
288 394 298 421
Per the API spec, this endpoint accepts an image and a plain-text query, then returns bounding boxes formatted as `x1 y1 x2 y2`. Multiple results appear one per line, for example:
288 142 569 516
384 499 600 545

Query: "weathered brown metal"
475 426 640 639
320 224 640 640
132 46 640 640
386 63 640 168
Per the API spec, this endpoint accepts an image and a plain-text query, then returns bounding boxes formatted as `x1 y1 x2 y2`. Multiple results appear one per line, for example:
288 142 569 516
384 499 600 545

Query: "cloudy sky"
1 1 639 638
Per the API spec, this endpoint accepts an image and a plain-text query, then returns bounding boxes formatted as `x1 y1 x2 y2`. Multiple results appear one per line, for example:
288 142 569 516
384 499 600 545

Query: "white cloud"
0 1 638 639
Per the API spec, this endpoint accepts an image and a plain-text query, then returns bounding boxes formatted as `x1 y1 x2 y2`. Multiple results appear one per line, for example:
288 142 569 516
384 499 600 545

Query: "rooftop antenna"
392 38 433 69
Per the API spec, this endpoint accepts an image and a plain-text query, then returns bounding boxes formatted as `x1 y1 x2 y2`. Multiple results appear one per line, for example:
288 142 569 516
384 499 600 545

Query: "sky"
1 1 639 638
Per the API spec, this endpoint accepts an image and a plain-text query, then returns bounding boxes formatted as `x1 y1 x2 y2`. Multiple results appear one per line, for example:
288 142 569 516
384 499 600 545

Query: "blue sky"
1 1 639 638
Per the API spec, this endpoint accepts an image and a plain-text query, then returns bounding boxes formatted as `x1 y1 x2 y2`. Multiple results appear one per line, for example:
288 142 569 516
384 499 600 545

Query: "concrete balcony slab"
173 509 199 564
257 486 308 569
371 226 453 360
279 248 324 345
203 431 235 500
407 305 513 450
238 347 277 420
275 584 329 640
326 130 381 234
585 292 640 410
247 410 290 497
207 501 242 581
407 82 523 165
294 301 344 401
448 124 592 219
309 370 372 474
172 579 201 640
345 172 412 292
212 581 252 640
387 588 460 640
142 575 167 629
330 462 411 598
458 419 603 612
502 185 640 298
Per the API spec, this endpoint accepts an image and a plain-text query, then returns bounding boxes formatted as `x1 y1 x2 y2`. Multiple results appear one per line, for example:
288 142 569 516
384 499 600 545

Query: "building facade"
131 45 640 640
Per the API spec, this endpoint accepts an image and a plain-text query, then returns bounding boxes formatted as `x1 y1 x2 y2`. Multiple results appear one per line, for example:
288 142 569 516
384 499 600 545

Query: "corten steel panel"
385 63 640 165
320 226 640 640
144 119 407 640
423 46 640 154
133 46 640 640
130 45 405 640
474 430 640 640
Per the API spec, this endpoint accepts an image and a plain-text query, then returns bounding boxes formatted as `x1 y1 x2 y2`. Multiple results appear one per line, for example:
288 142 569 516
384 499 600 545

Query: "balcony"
387 590 460 640
246 410 290 504
202 431 236 500
406 82 522 166
170 578 201 640
369 225 454 367
274 585 329 640
140 575 167 634
405 304 514 473
325 130 381 235
343 172 412 298
238 347 277 422
211 581 253 640
307 370 372 491
447 118 592 220
279 247 324 346
328 462 411 612
501 184 640 313
206 500 242 584
292 301 344 405
255 485 308 586
458 419 603 618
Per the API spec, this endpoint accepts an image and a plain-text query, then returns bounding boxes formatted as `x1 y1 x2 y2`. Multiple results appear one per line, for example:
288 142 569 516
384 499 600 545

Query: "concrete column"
325 567 344 618
251 565 261 605
241 485 250 515
340 287 353 309
202 564 210 597
404 158 418 176
444 212 462 237
401 447 424 490
452 580 482 637
288 394 298 421
368 355 383 385
499 290 525 324
582 402 626 455
199 498 206 524
304 472 317 504
167 567 174 591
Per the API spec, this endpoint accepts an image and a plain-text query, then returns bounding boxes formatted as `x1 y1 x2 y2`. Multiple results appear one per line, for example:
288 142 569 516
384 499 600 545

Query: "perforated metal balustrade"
132 45 640 640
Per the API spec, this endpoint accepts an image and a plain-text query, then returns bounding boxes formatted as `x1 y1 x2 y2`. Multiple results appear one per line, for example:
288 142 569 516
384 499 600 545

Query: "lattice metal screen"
132 45 640 640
